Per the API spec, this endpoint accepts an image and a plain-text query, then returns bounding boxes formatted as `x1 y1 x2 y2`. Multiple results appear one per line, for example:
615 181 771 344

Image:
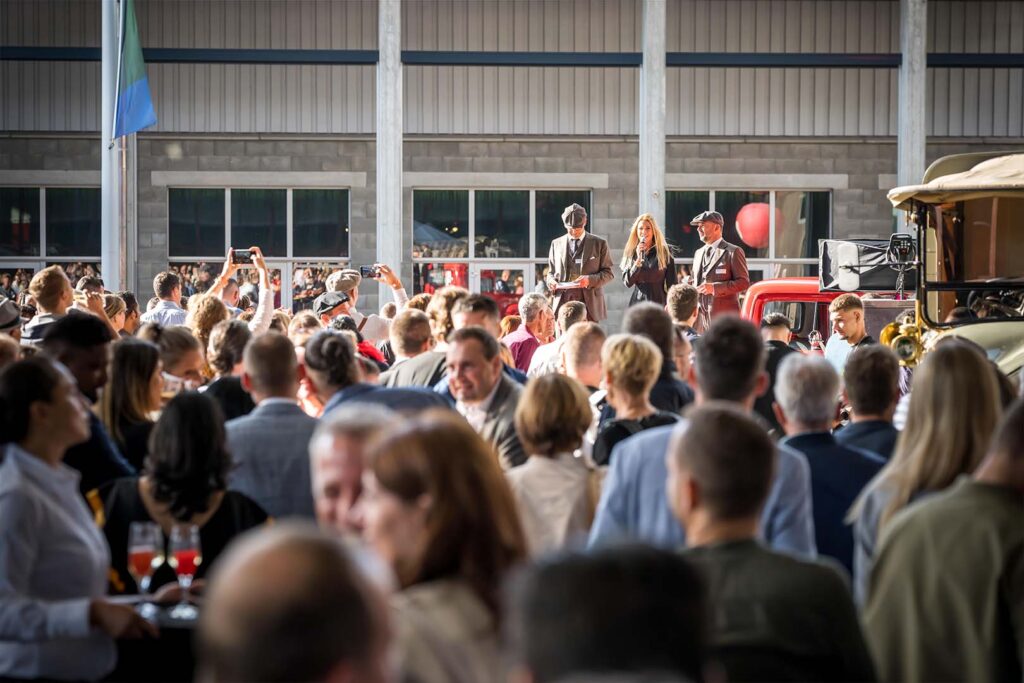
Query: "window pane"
479 267 525 317
292 263 346 314
46 188 100 257
168 261 222 297
413 191 469 259
293 190 349 258
535 191 590 258
716 191 770 259
775 191 830 259
48 262 102 286
169 189 225 258
412 262 469 295
475 191 529 258
231 189 287 257
0 188 40 257
664 191 709 258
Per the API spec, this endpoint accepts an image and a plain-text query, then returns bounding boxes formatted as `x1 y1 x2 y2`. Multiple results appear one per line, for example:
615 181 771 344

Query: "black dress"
622 247 677 306
592 411 682 467
87 478 268 594
115 419 155 472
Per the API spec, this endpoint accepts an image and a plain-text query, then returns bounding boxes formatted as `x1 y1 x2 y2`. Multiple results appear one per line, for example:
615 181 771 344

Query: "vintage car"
740 277 912 350
887 151 1024 380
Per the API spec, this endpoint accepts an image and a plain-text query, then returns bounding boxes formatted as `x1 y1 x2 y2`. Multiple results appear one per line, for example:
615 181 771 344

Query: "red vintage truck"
740 277 913 350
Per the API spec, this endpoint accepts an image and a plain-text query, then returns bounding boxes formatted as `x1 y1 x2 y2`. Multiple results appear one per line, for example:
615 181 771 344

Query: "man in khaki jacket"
545 204 614 322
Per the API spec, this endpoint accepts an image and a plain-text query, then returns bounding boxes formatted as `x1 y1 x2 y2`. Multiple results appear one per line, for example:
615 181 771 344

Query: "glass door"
471 263 532 318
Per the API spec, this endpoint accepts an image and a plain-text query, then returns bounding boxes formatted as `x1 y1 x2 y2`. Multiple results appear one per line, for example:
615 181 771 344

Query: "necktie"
571 239 580 258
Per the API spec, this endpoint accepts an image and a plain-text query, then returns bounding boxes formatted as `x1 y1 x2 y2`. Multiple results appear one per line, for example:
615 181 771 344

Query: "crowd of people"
0 206 1022 683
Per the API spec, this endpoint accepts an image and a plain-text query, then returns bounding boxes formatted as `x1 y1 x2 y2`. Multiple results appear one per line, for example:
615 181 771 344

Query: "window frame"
0 185 102 264
666 188 830 276
167 186 352 312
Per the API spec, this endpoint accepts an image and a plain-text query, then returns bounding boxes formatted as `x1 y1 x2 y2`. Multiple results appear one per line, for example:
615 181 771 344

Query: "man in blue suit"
589 316 817 557
775 354 885 574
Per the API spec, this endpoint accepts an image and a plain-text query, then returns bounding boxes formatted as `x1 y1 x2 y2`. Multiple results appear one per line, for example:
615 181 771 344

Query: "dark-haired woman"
88 392 268 595
0 357 155 681
98 338 163 470
363 410 526 683
202 319 255 421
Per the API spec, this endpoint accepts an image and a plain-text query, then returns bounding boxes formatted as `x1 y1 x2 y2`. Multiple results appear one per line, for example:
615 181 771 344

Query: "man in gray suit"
689 210 750 333
545 203 615 322
446 326 526 469
226 332 317 519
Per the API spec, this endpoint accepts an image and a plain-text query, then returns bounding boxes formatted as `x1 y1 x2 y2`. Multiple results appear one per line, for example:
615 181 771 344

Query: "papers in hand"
556 281 584 290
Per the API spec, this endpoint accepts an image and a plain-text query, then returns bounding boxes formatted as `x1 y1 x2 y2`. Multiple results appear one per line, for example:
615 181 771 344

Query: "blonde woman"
848 339 1003 605
621 213 677 306
592 334 681 466
102 293 127 335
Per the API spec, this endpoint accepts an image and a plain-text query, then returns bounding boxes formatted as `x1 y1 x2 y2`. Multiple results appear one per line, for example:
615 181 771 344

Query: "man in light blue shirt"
138 270 188 327
589 315 816 557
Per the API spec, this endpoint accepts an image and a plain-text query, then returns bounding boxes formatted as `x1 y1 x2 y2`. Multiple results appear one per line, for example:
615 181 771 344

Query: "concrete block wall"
0 134 1015 328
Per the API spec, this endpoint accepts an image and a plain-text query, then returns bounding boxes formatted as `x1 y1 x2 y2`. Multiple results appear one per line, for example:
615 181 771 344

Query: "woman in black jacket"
621 213 677 306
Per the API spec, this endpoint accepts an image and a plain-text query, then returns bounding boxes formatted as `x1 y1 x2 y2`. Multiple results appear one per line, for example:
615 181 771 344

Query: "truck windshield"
930 196 1024 323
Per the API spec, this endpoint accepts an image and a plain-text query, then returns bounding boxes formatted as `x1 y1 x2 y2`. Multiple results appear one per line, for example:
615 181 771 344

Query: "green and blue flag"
112 0 156 140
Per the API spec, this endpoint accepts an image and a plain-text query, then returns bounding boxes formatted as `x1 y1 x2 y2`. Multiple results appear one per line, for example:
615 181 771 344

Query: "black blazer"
622 246 678 306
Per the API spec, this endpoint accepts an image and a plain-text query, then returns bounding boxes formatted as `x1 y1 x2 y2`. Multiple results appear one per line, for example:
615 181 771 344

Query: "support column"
377 0 403 303
100 0 121 289
639 0 666 229
897 0 927 190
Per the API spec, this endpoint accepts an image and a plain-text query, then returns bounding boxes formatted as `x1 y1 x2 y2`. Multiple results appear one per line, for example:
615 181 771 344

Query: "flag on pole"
112 0 156 142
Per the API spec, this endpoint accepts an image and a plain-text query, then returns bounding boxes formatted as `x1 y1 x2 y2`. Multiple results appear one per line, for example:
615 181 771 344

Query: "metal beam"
377 0 403 305
898 0 928 190
639 0 666 229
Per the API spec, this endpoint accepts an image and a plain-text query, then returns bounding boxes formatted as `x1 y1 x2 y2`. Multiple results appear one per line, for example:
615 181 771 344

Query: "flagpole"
101 0 120 289
109 0 126 150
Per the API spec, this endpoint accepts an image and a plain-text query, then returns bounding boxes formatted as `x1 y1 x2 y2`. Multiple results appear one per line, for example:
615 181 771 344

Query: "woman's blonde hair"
515 374 593 457
98 338 161 445
602 333 662 398
102 293 126 320
849 339 1002 531
621 214 672 272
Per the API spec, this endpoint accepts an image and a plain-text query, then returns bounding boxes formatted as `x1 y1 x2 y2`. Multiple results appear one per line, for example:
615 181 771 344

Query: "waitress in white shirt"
0 357 156 681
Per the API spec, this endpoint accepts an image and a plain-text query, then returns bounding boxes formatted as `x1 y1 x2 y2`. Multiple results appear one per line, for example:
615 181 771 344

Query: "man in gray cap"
688 210 749 332
0 298 25 342
324 263 407 344
544 203 614 322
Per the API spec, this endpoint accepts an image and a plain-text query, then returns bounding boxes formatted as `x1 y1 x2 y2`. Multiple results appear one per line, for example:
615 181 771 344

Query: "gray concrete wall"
2 133 1018 328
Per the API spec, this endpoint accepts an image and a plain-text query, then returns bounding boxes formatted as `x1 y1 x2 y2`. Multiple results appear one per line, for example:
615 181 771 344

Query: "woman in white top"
0 357 156 681
508 374 596 555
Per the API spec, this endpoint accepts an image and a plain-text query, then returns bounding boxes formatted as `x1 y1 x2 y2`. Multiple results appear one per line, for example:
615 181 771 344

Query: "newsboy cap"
312 291 350 318
690 210 724 226
325 268 362 293
562 203 588 228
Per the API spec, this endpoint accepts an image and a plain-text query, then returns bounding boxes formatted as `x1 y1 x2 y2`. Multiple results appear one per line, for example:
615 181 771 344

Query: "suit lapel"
704 243 728 277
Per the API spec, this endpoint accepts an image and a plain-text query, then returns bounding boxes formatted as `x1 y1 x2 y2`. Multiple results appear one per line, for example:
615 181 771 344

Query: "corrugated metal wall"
2 0 1023 137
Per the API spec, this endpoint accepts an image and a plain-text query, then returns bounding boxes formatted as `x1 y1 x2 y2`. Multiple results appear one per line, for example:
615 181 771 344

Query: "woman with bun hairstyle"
0 357 156 680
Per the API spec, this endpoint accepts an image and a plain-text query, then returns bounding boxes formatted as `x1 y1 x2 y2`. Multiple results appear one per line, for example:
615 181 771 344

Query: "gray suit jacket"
546 232 615 321
480 375 527 470
225 401 317 519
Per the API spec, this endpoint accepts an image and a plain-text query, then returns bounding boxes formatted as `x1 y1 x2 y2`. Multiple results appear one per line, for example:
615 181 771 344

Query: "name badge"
575 258 584 269
715 266 727 274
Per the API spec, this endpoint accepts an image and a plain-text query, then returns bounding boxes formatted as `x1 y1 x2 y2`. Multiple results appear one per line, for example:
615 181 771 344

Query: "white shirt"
139 299 188 327
0 444 116 681
455 378 502 434
348 287 409 344
505 452 593 555
526 336 567 378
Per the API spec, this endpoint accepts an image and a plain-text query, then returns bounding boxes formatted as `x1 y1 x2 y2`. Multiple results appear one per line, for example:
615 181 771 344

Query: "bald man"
199 524 391 683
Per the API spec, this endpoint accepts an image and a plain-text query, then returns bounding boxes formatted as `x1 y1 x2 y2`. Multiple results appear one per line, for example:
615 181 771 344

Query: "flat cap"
562 203 588 228
0 298 24 333
325 268 362 293
313 291 350 318
690 210 724 226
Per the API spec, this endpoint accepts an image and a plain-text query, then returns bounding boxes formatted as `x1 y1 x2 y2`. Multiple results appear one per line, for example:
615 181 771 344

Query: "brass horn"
881 300 927 366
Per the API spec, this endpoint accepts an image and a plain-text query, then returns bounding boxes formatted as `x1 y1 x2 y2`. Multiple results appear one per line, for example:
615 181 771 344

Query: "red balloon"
735 202 778 250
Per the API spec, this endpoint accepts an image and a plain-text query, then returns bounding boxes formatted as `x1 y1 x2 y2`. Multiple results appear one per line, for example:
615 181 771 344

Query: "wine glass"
168 524 202 619
127 522 163 618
